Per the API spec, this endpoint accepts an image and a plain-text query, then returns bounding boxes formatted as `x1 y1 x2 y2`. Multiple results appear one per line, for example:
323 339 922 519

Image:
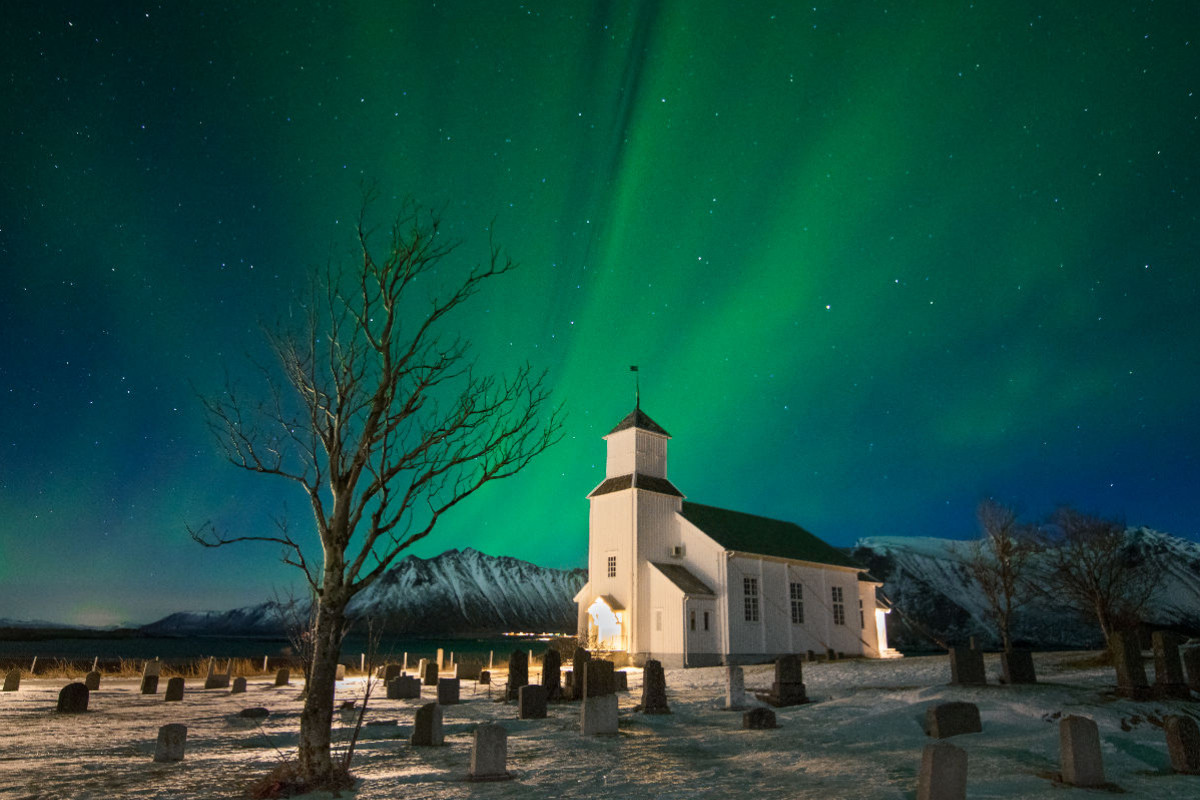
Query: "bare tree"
191 195 563 791
1039 505 1159 646
962 499 1038 651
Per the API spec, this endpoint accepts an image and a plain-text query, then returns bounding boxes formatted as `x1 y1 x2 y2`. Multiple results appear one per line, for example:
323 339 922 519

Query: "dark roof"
607 407 670 437
650 562 716 596
680 501 863 570
588 472 684 499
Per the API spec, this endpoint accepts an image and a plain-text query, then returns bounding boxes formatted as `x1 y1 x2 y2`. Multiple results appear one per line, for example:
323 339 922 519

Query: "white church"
575 404 896 667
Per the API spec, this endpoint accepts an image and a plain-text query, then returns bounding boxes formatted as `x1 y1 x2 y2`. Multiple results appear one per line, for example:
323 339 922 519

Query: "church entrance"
587 596 625 651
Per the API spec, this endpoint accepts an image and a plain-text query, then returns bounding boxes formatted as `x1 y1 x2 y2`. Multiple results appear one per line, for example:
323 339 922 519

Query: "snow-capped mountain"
852 527 1200 650
142 548 586 637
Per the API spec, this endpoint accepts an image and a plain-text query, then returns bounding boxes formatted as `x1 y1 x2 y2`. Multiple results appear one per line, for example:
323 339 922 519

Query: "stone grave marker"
1152 631 1190 699
743 707 777 729
1060 715 1105 787
165 677 185 702
479 669 491 685
84 670 101 691
381 664 402 682
416 659 427 681
948 647 986 686
1183 647 1200 693
57 682 89 713
2 670 19 692
724 665 746 710
469 722 511 781
570 647 591 699
917 741 967 800
141 660 161 694
1000 649 1036 685
436 647 444 671
563 670 574 699
924 702 981 738
541 648 562 699
274 668 290 687
581 692 619 735
154 723 187 762
423 661 439 687
1165 715 1200 774
1111 631 1151 699
437 677 460 705
388 675 421 699
507 650 529 701
583 659 614 698
204 658 231 690
335 663 346 681
519 684 548 719
411 702 444 746
757 654 807 707
614 670 628 691
231 677 247 694
239 707 270 719
639 659 671 713
203 657 217 688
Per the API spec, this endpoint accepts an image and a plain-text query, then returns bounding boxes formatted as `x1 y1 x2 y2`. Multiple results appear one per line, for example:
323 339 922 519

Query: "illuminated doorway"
587 596 625 651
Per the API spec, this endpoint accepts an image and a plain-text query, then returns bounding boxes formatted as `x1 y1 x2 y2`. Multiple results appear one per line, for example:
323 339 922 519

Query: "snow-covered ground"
3 652 1198 798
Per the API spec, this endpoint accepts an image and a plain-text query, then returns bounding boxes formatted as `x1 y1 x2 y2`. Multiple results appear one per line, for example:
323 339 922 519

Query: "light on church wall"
587 597 624 651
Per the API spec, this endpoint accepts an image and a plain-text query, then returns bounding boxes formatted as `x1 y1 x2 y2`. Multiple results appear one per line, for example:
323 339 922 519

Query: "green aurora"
1 1 1197 625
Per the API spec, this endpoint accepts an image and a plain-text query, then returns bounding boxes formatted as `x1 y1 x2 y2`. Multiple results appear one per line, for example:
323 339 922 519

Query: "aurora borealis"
2 2 1197 626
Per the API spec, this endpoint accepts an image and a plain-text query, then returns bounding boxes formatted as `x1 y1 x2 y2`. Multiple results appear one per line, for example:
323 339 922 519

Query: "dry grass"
0 656 278 679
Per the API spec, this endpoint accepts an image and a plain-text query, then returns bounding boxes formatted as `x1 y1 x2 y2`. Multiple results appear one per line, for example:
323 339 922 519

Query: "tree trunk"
297 589 346 784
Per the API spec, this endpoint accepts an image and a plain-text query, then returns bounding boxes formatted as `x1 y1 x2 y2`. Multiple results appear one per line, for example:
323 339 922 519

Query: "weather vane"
630 365 639 409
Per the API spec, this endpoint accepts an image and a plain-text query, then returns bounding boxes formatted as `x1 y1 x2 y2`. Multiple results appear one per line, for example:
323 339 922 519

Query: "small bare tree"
962 499 1039 651
1040 505 1159 646
191 194 562 791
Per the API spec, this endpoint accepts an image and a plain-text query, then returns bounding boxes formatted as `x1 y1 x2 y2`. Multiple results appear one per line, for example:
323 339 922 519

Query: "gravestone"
239 707 269 719
84 670 101 691
541 649 562 699
335 664 346 681
725 665 746 710
1110 631 1151 700
583 659 614 698
2 670 19 692
1165 715 1200 774
614 670 628 691
141 660 161 694
436 647 444 671
231 677 247 694
204 658 231 690
639 659 671 713
423 661 439 687
1000 649 1037 684
381 664 402 682
1183 647 1200 693
274 668 290 687
917 741 967 800
563 670 574 699
1060 715 1105 787
154 723 187 763
437 677 460 705
924 702 982 738
570 647 591 699
469 722 511 781
743 707 777 729
519 684 548 719
1152 631 1190 699
411 702 444 746
507 650 529 701
948 647 986 686
581 693 619 735
57 682 89 713
479 670 491 685
757 655 807 707
387 675 421 700
416 659 427 681
165 676 185 702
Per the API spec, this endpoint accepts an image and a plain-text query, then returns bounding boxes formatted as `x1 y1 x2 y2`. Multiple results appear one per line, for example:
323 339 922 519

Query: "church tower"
580 404 683 656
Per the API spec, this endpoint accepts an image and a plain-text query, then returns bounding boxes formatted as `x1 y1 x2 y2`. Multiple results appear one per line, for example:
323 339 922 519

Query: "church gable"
679 501 863 570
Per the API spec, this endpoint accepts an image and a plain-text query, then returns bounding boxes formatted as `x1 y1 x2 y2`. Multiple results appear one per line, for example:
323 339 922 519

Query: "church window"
831 586 845 626
743 576 760 622
607 555 616 578
703 611 710 631
790 582 804 624
859 599 865 629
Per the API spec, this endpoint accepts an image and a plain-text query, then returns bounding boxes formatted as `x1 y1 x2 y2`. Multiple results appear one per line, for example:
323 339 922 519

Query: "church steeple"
602 405 670 480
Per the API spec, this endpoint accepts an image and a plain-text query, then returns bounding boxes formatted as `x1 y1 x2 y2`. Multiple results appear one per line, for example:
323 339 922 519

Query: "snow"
3 651 1198 798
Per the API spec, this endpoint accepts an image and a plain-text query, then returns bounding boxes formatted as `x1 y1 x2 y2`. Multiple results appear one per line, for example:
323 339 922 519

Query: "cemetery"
1 647 1199 798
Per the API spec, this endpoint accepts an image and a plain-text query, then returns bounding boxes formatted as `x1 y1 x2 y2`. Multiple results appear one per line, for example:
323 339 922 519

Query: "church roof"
650 562 716 596
607 406 670 437
680 501 863 570
588 472 684 499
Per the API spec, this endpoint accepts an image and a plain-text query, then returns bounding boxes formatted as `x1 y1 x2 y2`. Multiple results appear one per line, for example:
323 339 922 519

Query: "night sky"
3 2 1197 626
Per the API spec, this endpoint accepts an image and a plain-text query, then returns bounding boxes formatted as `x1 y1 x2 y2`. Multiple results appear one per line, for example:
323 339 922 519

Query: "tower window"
831 586 845 626
607 555 616 578
790 582 804 625
703 611 710 631
743 576 760 622
859 598 865 629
